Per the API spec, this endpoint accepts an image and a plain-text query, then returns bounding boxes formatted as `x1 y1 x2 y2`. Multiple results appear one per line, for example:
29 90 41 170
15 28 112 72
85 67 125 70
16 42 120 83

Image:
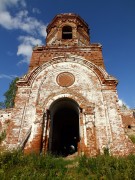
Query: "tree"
0 77 19 109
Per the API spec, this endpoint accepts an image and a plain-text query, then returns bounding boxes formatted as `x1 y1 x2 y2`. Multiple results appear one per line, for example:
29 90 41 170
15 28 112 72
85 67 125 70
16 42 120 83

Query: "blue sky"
0 0 135 108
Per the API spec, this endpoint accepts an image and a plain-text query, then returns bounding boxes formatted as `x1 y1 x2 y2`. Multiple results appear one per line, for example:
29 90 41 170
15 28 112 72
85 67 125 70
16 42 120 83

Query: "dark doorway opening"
49 98 79 156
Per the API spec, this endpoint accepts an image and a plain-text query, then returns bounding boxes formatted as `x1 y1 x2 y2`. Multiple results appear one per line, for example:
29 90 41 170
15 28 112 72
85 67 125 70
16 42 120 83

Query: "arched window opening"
62 26 72 39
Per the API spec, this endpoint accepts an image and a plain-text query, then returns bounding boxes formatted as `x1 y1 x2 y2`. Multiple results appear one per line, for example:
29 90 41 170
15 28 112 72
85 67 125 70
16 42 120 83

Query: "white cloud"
32 8 41 14
0 0 47 37
118 99 129 109
17 36 42 64
118 99 123 107
0 11 14 29
0 0 26 11
0 10 47 36
0 0 47 64
0 74 18 79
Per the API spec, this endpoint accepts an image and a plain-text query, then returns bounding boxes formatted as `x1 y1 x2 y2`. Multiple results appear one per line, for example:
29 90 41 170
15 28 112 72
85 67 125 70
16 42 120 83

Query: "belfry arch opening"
48 98 80 156
62 26 72 39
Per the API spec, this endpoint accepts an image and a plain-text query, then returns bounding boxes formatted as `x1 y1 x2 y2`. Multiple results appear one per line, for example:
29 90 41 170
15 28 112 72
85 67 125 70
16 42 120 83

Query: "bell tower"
29 13 105 71
46 13 90 47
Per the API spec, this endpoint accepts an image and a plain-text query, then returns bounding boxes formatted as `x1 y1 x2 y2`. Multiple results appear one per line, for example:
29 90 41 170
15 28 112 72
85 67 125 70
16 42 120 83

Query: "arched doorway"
48 98 80 156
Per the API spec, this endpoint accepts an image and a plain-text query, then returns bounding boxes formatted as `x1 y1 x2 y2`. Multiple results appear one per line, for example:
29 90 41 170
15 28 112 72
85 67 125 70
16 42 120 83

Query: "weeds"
129 135 135 144
0 130 6 143
0 151 135 179
78 154 135 179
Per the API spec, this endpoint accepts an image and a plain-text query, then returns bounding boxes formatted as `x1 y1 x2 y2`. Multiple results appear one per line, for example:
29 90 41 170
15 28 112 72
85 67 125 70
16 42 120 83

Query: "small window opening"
62 26 72 39
128 125 131 129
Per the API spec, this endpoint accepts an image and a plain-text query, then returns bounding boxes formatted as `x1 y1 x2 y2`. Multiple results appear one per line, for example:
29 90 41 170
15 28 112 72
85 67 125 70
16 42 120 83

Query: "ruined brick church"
0 13 135 156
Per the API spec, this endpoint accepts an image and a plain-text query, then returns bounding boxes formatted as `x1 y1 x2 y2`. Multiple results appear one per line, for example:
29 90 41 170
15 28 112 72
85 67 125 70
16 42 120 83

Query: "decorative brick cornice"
17 54 117 88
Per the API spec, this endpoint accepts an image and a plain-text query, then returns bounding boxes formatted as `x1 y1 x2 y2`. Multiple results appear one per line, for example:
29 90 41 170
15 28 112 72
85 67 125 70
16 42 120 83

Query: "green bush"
0 77 19 109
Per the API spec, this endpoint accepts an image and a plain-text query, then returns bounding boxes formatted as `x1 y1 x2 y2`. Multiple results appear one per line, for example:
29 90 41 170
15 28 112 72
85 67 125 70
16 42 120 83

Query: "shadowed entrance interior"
49 98 80 156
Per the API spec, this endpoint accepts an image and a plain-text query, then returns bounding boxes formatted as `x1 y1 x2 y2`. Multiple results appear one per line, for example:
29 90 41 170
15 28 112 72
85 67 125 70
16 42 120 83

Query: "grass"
0 151 135 179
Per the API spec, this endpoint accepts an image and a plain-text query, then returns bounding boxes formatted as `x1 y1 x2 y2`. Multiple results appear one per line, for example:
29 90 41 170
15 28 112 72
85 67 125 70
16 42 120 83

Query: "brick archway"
41 94 88 155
